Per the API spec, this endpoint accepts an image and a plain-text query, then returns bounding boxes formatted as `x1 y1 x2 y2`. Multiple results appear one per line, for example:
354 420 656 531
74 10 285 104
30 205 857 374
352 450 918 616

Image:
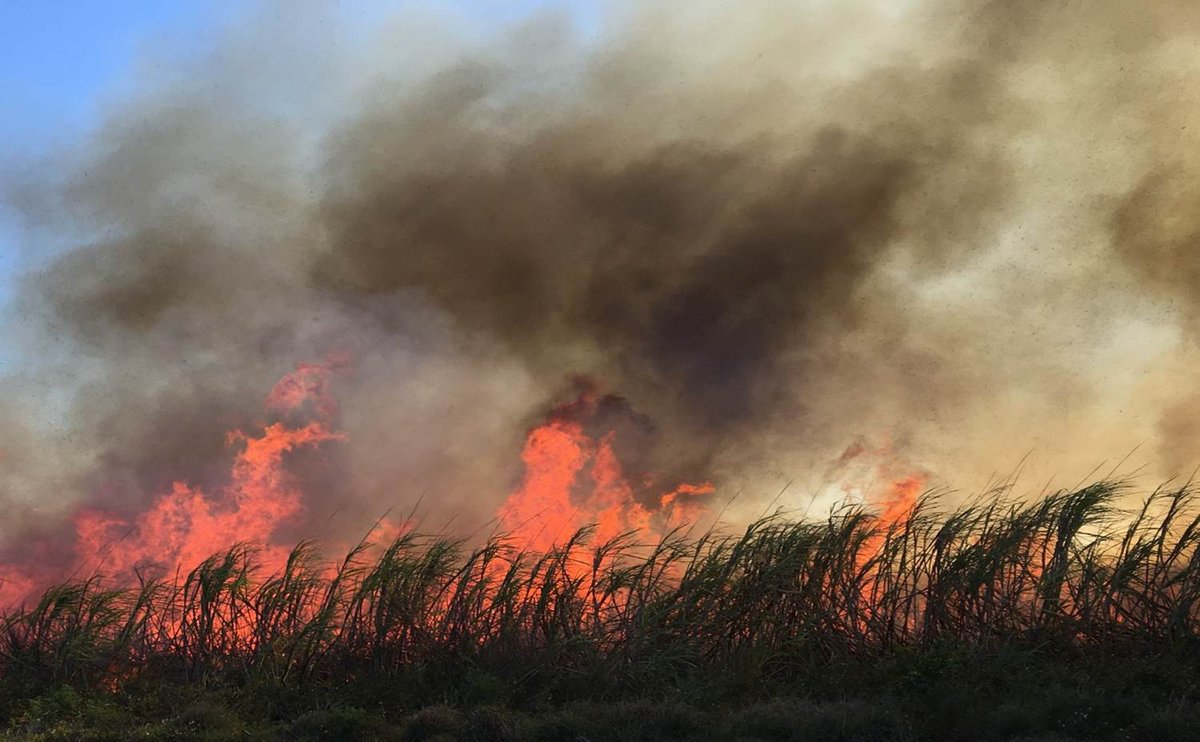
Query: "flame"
828 438 928 564
0 358 938 620
0 362 346 606
76 362 347 580
264 354 349 418
0 574 35 612
830 438 927 526
74 420 342 579
498 390 714 552
877 474 926 530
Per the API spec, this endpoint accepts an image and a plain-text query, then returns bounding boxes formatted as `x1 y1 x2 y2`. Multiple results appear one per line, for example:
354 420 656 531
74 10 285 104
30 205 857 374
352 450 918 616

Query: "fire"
0 362 346 606
0 365 720 610
877 474 926 530
830 438 927 525
0 574 35 612
74 420 342 580
0 358 930 618
263 355 348 418
828 438 928 562
499 389 714 552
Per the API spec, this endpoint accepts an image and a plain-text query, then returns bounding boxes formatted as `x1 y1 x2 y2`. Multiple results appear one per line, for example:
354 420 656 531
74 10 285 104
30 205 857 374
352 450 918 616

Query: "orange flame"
74 420 342 579
0 361 346 606
830 438 928 561
877 474 926 531
499 391 714 552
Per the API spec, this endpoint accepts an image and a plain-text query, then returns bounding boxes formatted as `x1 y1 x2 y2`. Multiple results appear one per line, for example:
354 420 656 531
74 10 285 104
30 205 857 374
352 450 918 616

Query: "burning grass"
4 480 1200 739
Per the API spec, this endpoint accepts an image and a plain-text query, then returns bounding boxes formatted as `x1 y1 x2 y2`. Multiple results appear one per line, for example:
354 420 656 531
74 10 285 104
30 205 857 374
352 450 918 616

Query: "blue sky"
1 2 212 309
0 1 600 368
1 2 215 147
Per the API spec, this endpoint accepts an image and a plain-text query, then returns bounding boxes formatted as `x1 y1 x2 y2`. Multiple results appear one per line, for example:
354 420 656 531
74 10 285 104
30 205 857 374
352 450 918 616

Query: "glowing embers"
499 387 714 552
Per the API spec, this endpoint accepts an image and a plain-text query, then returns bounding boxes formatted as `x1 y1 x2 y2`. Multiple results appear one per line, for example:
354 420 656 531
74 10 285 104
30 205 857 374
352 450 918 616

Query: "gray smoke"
1 0 1198 554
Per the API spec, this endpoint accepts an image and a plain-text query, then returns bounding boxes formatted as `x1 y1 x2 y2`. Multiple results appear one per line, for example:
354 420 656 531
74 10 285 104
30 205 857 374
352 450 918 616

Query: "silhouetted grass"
4 480 1200 740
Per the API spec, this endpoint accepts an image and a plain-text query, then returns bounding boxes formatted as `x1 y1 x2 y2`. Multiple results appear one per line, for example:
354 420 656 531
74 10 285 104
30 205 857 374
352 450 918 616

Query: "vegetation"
4 480 1200 740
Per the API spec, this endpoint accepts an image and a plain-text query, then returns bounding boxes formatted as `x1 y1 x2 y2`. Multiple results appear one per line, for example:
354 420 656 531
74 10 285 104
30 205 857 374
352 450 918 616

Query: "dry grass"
3 480 1200 712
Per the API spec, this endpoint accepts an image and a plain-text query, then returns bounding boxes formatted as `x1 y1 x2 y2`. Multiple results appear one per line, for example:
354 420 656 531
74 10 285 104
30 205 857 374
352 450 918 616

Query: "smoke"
1 0 1198 557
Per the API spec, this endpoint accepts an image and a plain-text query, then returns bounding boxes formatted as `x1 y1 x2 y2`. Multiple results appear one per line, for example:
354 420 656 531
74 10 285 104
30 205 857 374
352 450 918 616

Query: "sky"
0 0 600 156
0 0 601 363
1 2 218 301
0 0 1196 546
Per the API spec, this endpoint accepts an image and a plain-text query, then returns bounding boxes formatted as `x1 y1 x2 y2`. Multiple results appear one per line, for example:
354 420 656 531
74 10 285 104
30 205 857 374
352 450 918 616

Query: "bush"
289 706 399 741
725 699 911 742
402 705 468 741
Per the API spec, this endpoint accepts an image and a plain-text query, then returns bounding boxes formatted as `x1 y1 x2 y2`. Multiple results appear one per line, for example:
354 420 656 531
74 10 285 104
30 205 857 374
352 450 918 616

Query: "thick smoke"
1 0 1198 556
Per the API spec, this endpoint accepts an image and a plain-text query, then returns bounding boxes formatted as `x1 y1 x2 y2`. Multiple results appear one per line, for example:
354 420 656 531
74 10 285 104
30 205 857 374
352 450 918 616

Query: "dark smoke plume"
1 0 1198 554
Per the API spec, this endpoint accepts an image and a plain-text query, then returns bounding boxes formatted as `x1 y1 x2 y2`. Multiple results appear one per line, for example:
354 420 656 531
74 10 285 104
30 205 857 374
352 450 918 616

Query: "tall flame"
73 420 341 580
499 390 714 552
0 362 345 606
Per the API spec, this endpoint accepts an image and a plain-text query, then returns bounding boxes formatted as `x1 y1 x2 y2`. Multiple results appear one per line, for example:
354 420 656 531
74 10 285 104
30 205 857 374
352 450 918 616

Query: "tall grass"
3 480 1200 701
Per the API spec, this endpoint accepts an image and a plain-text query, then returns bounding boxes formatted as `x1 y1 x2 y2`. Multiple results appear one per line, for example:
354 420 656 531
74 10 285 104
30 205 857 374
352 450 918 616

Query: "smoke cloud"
1 0 1198 556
